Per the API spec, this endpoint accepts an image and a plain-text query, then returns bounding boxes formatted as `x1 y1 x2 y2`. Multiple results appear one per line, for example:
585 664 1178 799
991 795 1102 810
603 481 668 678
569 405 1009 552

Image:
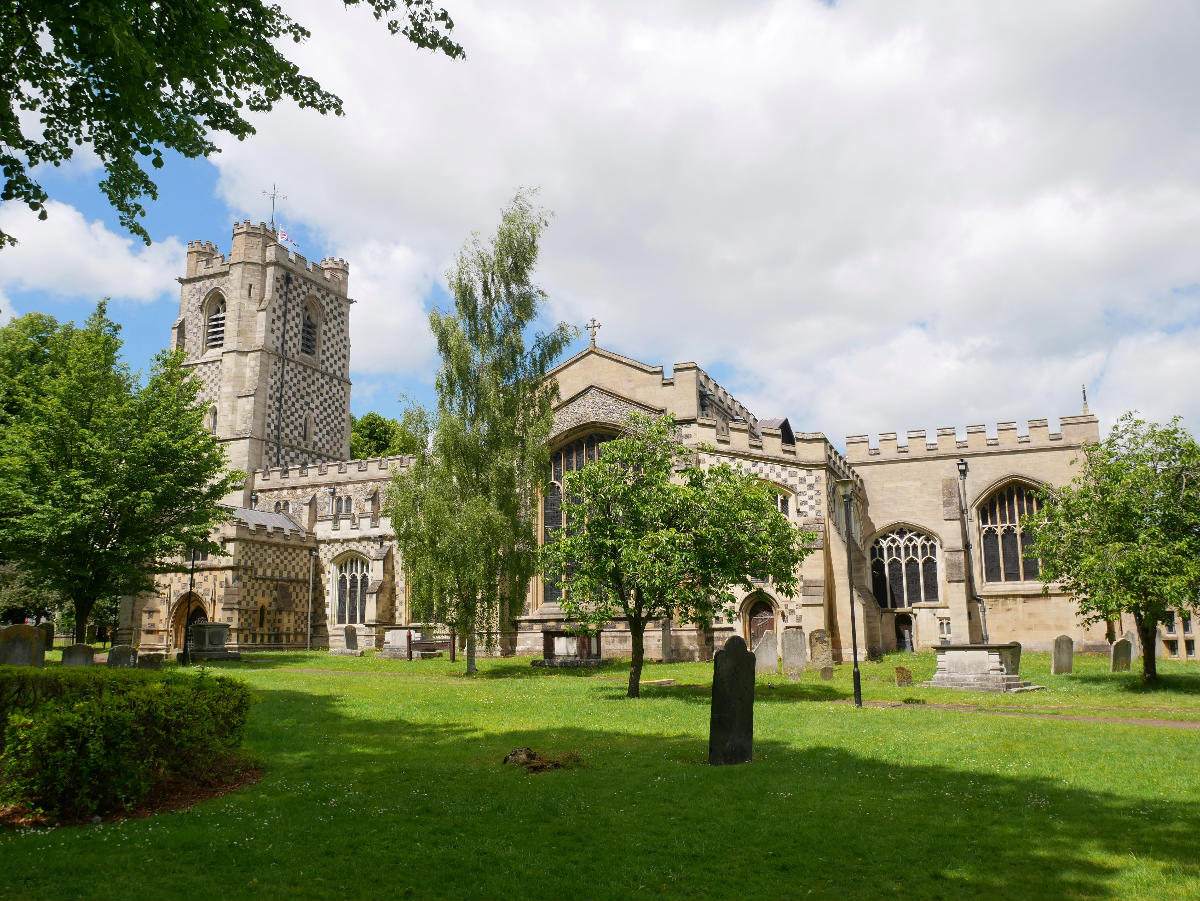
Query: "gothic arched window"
978 483 1042 582
336 556 369 625
871 528 940 608
205 294 226 348
542 433 612 604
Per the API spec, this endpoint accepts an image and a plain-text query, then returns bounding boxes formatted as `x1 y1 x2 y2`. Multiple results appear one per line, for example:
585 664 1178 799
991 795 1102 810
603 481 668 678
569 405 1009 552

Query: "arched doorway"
746 597 776 650
894 613 914 652
171 594 208 650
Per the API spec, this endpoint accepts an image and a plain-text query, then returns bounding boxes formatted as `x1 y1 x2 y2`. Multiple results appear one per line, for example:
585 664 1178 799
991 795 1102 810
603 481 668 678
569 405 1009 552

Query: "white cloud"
197 0 1200 440
0 201 184 305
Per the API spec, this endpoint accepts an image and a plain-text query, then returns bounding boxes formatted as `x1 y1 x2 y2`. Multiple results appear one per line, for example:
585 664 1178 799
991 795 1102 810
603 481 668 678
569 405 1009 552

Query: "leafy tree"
350 408 426 459
1029 413 1200 682
0 560 63 624
1 1 463 247
386 190 575 674
541 414 812 698
0 304 243 641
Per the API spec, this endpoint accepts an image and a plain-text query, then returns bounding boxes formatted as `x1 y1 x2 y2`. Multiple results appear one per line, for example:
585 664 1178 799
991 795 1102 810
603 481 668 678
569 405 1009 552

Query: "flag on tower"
277 225 299 249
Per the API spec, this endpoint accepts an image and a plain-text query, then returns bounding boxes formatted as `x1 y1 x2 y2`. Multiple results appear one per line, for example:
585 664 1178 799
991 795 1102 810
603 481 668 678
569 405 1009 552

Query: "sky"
3 0 1198 448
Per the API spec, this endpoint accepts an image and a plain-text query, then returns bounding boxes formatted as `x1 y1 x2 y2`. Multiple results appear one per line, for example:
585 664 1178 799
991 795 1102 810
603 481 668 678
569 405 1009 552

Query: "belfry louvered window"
301 307 318 356
205 296 226 348
870 528 940 608
336 556 369 625
978 483 1041 582
542 434 611 605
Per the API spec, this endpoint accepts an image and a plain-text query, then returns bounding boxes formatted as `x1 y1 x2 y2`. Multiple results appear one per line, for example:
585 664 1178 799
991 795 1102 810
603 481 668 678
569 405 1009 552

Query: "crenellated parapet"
185 240 227 277
845 413 1099 463
255 455 412 487
262 242 351 296
683 417 829 466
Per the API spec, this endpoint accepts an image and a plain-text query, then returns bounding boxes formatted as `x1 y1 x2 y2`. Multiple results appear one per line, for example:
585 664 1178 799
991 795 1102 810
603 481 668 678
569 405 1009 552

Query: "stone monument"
709 636 755 765
925 642 1042 692
187 622 241 661
137 652 165 670
36 621 54 652
106 645 138 668
753 630 777 675
62 643 95 667
1051 635 1074 675
379 628 412 659
781 629 807 679
1110 637 1132 672
0 624 45 668
331 624 364 657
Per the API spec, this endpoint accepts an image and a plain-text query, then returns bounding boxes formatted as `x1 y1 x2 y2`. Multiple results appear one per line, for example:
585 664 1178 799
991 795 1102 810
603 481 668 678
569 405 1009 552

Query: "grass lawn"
2 651 1199 900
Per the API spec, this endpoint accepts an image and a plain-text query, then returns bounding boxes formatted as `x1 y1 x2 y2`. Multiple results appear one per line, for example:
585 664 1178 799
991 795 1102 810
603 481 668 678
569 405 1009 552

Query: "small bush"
0 667 253 820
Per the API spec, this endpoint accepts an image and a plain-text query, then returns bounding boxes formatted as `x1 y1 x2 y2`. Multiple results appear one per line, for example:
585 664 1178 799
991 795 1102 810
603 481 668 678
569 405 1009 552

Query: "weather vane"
263 184 286 231
585 318 601 346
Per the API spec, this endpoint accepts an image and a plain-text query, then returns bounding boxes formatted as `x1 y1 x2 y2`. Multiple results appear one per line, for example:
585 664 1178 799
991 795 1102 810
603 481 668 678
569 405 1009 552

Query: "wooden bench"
409 635 456 662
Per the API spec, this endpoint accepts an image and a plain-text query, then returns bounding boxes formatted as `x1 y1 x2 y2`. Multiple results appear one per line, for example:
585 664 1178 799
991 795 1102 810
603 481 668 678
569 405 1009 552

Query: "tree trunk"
465 630 477 675
1133 610 1158 683
73 598 95 644
627 616 645 698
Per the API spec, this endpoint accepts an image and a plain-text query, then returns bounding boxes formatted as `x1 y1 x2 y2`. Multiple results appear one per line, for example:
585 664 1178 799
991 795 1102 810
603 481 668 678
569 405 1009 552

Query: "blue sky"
4 0 1199 444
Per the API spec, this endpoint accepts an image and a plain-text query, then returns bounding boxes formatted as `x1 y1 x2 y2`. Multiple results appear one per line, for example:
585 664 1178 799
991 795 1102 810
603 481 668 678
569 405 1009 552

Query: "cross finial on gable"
585 318 601 346
1082 383 1090 414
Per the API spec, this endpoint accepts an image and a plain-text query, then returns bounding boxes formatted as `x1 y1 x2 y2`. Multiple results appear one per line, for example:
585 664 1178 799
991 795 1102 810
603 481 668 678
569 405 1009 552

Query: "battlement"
254 455 412 487
684 417 828 465
845 413 1100 463
183 223 350 296
185 240 227 277
263 243 350 296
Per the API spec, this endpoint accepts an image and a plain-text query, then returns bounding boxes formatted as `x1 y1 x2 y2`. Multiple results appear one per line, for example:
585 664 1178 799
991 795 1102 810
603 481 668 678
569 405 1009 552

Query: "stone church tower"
172 222 353 473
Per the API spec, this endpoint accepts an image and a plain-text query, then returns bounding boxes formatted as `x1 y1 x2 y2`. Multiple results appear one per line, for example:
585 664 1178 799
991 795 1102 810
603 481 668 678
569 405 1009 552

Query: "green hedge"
0 667 254 820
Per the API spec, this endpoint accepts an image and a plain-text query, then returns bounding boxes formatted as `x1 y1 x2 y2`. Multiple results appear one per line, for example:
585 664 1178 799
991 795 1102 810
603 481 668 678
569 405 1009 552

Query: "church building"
120 225 1193 665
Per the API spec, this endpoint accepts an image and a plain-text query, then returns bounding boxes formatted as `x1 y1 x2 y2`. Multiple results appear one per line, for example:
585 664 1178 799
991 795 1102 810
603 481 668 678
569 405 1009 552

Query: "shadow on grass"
1066 668 1200 695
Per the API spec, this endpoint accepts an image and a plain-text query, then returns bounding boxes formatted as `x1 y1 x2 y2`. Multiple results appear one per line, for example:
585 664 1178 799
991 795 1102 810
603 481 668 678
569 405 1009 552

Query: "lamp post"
181 547 197 666
957 458 989 643
307 548 317 651
835 478 863 707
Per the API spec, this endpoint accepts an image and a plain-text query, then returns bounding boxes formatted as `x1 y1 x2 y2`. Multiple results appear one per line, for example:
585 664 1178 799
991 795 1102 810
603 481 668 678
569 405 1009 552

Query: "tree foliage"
349 409 426 459
541 414 812 698
385 190 575 673
0 0 463 247
0 304 243 641
1029 413 1200 682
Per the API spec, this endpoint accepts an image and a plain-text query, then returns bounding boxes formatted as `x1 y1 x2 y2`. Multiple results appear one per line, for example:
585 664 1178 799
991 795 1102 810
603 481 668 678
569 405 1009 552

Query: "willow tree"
1029 413 1200 682
386 191 575 673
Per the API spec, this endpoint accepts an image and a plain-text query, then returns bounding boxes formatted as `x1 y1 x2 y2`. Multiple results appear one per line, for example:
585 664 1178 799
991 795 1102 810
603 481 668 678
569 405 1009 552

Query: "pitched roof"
232 507 307 536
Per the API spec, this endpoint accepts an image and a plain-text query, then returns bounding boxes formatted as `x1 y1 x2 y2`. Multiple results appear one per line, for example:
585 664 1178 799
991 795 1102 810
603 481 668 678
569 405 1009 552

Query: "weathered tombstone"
753 630 778 675
661 617 672 663
36 622 54 652
1110 637 1132 672
810 629 834 670
62 643 95 667
708 636 755 765
1122 630 1141 660
781 628 807 678
136 652 165 670
894 665 912 687
344 625 358 651
1051 635 1074 675
0 624 46 668
819 665 834 680
106 644 137 668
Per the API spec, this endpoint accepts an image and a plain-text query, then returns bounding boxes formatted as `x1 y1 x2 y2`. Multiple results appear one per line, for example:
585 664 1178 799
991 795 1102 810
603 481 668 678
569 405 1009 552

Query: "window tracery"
542 433 611 604
871 528 940 608
978 483 1041 582
336 556 369 625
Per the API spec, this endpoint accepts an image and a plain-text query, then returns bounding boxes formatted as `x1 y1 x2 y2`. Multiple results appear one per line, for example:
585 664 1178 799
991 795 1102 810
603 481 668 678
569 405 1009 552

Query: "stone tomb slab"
1051 635 1074 675
106 645 137 668
379 628 412 659
330 625 364 657
926 643 1042 692
62 643 95 667
189 622 241 661
753 630 777 675
0 624 46 668
709 636 755 765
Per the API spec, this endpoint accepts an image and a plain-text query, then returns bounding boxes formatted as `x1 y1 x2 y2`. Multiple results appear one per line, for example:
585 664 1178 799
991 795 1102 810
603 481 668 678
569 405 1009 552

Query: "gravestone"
1122 630 1141 660
137 652 165 670
1051 635 1074 675
753 630 777 675
107 644 137 668
331 624 364 657
379 628 411 659
708 636 755 765
819 665 834 680
1110 637 1132 672
810 629 833 670
37 622 54 652
62 643 95 667
661 617 672 663
0 624 45 668
781 629 807 678
894 665 912 687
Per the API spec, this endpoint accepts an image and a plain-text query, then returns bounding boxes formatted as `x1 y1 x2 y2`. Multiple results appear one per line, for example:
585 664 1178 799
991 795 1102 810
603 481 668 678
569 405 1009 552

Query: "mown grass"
2 651 1199 900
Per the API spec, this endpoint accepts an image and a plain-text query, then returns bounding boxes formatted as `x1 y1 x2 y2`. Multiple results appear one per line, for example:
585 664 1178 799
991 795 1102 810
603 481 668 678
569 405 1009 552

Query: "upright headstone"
36 622 54 652
819 665 834 680
894 665 912 687
62 643 95 667
661 617 672 663
1122 630 1141 660
0 624 45 668
1110 638 1132 672
753 630 778 675
810 629 834 670
137 652 164 670
1051 635 1074 675
708 636 755 765
781 629 807 678
344 625 358 651
106 644 137 668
